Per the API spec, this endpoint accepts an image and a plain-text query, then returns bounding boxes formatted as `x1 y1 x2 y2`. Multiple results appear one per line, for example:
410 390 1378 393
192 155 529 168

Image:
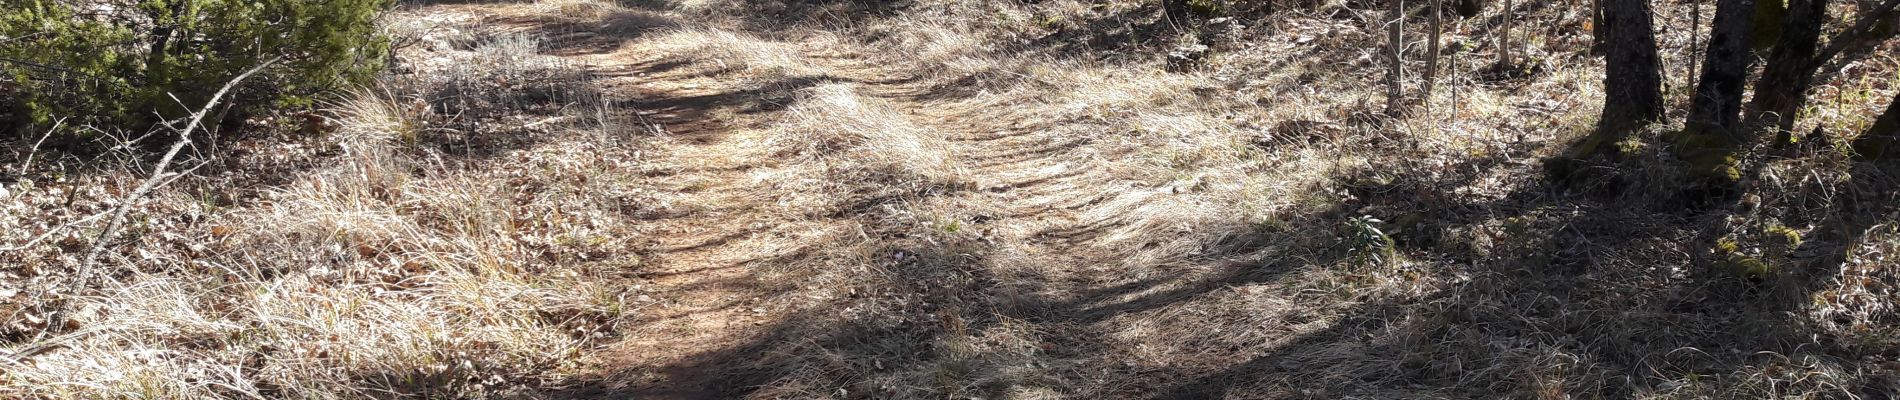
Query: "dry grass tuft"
534 0 621 20
8 0 1900 398
642 28 825 82
0 19 645 396
0 98 632 397
529 0 676 35
766 83 967 193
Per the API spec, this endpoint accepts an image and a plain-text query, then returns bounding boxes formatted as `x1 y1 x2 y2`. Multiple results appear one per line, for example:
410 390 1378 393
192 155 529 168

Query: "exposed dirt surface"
376 2 1900 399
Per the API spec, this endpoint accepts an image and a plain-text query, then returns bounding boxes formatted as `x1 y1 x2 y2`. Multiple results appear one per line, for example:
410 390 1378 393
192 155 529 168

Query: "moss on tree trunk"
1547 0 1663 183
1673 0 1757 187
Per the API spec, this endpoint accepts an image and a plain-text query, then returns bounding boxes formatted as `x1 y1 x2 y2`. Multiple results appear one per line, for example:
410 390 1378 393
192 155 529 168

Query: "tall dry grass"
0 21 645 397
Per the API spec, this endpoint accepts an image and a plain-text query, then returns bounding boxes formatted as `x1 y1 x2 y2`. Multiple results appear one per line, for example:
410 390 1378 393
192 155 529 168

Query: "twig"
0 212 111 253
0 324 108 367
18 117 66 175
77 57 280 280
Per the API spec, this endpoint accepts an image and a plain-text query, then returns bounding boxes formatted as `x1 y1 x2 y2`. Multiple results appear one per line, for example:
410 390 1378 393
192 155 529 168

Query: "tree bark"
1591 0 1608 52
1498 0 1514 67
1691 0 1702 88
1750 0 1830 141
1165 0 1192 27
1456 0 1485 17
1851 93 1900 160
1425 0 1444 108
1754 0 1788 50
1595 0 1664 138
1675 0 1758 184
1813 0 1900 67
1549 0 1664 183
1387 0 1407 115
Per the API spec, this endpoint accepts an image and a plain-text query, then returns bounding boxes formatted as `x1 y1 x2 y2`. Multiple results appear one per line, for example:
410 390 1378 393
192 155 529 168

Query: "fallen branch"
77 57 280 281
0 212 111 253
17 117 67 175
1813 0 1900 67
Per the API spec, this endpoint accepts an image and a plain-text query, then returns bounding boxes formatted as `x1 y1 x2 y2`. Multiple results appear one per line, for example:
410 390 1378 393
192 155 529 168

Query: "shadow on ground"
545 119 1900 398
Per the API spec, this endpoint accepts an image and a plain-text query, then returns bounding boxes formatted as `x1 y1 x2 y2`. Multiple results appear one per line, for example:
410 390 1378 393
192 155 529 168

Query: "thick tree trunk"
1750 0 1830 141
1595 0 1664 138
1869 0 1900 37
1549 0 1664 183
1754 0 1788 50
1851 93 1900 160
1387 0 1407 115
1675 0 1758 184
1691 0 1702 86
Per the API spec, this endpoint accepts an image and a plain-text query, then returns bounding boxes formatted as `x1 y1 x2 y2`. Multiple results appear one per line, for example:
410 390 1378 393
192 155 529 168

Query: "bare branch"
76 56 281 283
1813 0 1900 66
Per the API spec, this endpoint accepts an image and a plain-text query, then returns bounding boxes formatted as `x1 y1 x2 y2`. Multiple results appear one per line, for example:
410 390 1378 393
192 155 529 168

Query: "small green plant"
1186 0 1228 17
1763 224 1802 255
1342 214 1395 265
937 218 962 234
1 0 393 139
1717 223 1805 280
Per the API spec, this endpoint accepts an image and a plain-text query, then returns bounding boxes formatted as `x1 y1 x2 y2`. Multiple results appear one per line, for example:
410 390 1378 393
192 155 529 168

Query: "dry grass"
0 95 634 398
6 0 1900 398
529 0 676 35
642 27 826 83
0 20 645 396
765 84 968 194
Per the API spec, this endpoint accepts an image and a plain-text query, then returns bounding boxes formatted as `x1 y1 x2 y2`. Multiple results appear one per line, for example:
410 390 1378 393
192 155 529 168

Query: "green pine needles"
1 0 392 140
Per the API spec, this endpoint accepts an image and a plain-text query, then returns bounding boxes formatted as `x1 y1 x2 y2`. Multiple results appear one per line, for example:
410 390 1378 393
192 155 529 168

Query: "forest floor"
3 0 1899 398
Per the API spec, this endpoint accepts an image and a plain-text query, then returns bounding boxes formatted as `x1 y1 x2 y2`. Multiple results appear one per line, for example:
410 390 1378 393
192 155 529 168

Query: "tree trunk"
1387 0 1407 115
1591 0 1608 53
1498 0 1513 67
1456 0 1486 17
1750 0 1829 142
142 1 191 83
1549 0 1663 183
1754 0 1788 50
1675 0 1758 184
1595 0 1664 137
1165 0 1191 27
1425 0 1444 108
1813 0 1900 67
1870 0 1900 37
1558 0 1663 167
1690 0 1702 89
1852 93 1900 160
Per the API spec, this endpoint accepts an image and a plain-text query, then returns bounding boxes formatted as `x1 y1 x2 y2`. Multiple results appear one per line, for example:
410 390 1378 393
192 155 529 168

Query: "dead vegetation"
3 0 1899 398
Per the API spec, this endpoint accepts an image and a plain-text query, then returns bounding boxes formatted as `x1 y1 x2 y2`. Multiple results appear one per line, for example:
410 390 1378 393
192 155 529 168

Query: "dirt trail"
420 5 1143 397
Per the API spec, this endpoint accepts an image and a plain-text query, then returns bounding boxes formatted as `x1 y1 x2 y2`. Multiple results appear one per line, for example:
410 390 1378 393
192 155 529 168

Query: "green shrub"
0 0 392 139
